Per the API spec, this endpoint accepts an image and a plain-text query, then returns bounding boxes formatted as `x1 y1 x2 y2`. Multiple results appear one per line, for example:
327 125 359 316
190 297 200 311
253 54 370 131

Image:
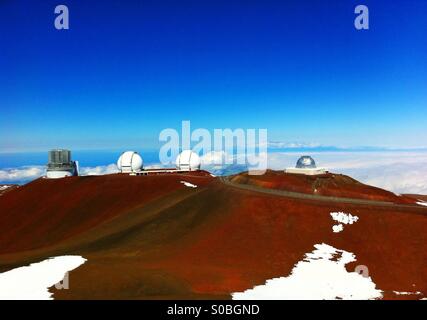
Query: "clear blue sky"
1 0 426 152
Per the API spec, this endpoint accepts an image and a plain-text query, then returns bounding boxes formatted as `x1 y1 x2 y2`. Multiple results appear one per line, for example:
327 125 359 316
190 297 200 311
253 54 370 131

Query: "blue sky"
1 0 426 152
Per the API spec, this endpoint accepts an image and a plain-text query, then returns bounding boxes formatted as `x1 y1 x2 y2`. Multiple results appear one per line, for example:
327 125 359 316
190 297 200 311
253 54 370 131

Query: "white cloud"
78 164 119 176
268 141 322 149
144 164 164 170
200 151 233 165
0 164 119 184
0 166 45 183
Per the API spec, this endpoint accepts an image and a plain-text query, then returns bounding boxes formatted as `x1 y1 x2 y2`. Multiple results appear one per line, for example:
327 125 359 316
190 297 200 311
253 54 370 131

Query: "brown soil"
0 171 425 300
230 170 417 204
404 194 427 202
0 185 19 197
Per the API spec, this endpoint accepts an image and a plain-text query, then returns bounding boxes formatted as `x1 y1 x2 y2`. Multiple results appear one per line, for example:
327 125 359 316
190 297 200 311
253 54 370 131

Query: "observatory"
176 150 201 171
117 151 143 173
285 155 327 175
46 149 79 179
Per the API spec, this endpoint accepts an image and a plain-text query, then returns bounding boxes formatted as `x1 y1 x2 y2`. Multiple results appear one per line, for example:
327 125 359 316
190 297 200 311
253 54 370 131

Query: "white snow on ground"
0 256 86 300
232 243 383 300
180 181 197 188
331 211 359 224
417 201 427 207
393 291 423 295
330 212 359 233
0 185 10 190
332 224 344 233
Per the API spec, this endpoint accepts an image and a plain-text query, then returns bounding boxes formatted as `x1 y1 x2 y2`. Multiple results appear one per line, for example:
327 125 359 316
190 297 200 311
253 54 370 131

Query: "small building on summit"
46 149 79 179
285 155 327 175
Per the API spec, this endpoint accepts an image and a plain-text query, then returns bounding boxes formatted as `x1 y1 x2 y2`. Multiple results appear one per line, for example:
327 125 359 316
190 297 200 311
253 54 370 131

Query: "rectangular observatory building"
46 149 79 179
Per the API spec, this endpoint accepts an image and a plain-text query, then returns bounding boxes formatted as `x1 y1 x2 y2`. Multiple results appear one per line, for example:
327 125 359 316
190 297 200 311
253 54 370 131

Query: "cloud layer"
1 151 427 195
0 164 119 184
0 166 45 184
78 164 119 176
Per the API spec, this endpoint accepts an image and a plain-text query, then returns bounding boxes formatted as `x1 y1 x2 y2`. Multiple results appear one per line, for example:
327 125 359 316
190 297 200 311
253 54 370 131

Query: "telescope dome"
176 150 201 171
117 151 143 173
296 156 316 169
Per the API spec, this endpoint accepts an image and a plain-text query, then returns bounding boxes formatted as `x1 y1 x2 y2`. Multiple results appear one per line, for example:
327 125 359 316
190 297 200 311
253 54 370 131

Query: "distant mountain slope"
230 170 417 204
404 194 427 202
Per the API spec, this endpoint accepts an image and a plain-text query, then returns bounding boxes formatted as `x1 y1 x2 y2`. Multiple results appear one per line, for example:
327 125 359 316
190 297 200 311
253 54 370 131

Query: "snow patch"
393 291 423 296
331 211 359 225
180 181 197 188
416 201 427 207
0 256 86 300
0 185 11 191
332 224 344 233
232 243 383 300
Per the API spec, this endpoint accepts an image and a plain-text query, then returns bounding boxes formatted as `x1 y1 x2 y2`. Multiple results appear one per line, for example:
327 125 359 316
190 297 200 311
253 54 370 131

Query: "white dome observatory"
176 150 201 171
117 151 143 173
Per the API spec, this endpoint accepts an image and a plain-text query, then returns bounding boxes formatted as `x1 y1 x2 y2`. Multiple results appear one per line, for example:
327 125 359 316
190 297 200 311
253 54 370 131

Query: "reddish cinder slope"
0 171 425 300
0 171 213 254
230 170 416 204
0 185 19 197
160 187 427 299
405 194 427 202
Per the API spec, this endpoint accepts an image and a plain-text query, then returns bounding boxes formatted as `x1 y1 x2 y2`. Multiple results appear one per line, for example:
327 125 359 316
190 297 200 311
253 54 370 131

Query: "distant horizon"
1 148 427 195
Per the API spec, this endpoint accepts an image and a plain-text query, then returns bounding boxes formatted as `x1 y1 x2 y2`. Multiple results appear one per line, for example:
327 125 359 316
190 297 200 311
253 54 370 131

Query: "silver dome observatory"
285 155 327 175
296 155 317 169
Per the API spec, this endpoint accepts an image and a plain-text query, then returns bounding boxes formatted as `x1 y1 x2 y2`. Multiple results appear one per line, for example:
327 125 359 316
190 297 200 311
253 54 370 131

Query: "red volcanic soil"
0 171 212 254
405 194 427 202
0 185 19 197
230 170 417 204
0 170 426 300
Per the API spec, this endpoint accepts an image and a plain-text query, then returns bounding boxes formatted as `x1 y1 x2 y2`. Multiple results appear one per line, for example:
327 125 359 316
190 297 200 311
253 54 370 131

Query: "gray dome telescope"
296 156 316 169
